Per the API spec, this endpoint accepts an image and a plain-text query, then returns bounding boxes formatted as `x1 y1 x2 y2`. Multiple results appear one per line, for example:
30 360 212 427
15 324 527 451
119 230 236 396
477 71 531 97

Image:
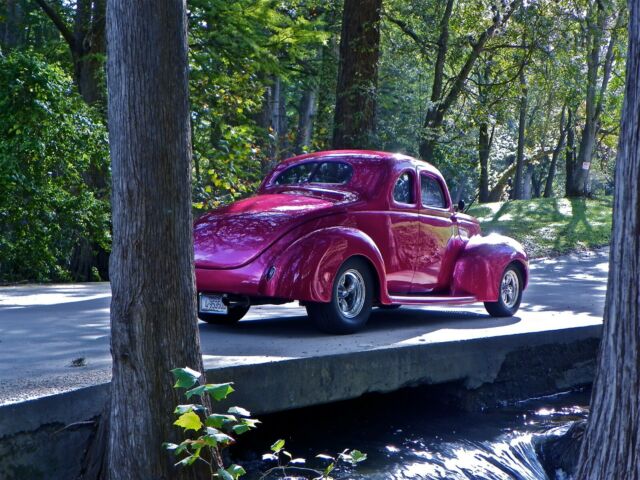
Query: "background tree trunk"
295 87 318 154
544 107 567 198
106 0 205 478
35 0 106 106
332 0 382 149
565 109 577 196
513 67 528 199
567 3 620 197
0 0 24 49
575 1 640 476
478 122 494 203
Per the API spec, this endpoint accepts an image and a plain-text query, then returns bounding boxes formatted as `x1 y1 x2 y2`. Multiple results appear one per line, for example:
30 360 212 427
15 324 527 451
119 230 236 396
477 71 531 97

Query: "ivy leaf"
174 411 203 432
228 406 250 417
271 439 285 453
171 367 201 389
174 404 204 415
316 454 334 461
204 383 235 401
206 413 237 428
226 464 246 479
216 468 234 480
232 424 250 435
185 385 207 399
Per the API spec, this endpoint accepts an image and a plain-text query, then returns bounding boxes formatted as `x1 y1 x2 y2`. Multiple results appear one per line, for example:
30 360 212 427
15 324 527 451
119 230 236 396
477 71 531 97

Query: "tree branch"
384 14 434 55
437 0 522 122
34 0 76 51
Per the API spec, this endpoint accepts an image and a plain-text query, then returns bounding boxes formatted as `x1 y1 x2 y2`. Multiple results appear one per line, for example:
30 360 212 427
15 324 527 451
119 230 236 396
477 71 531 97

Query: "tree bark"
478 122 494 203
106 0 205 478
513 66 528 199
295 87 318 154
544 107 567 198
576 1 640 476
565 109 577 196
332 0 382 149
0 0 23 49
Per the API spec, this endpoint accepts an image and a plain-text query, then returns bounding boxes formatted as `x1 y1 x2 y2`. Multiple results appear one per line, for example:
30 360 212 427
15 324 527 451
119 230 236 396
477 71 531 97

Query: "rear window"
274 161 353 185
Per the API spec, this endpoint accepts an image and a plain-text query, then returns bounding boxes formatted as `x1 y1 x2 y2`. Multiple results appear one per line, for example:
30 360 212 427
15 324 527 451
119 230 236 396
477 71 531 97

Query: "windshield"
274 161 353 185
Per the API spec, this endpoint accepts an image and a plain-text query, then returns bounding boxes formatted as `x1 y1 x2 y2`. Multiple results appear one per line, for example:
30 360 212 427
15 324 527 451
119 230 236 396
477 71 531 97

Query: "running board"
387 294 477 306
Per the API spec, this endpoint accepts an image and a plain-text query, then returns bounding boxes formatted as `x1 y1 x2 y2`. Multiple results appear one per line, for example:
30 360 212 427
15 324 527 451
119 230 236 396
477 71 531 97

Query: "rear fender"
263 227 389 303
451 233 529 301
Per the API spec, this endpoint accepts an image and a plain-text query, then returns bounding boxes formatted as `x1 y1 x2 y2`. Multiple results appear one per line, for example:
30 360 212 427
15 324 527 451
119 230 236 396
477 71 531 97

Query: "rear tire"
484 264 523 317
199 305 250 325
306 258 373 334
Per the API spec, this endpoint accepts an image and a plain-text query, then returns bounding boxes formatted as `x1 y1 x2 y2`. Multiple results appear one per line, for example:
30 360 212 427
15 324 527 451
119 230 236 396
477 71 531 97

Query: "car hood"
194 191 353 269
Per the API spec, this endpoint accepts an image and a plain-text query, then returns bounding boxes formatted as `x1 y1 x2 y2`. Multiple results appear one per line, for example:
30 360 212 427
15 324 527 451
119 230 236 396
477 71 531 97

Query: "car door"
410 171 455 293
384 169 420 294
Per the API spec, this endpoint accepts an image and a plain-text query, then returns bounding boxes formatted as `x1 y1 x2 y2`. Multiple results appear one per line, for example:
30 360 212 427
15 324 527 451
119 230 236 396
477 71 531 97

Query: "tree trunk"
478 122 494 203
513 67 528 199
544 107 567 198
565 109 577 196
35 0 106 106
106 0 205 478
567 3 620 197
576 1 640 476
531 166 542 198
332 0 382 149
522 163 533 199
295 87 318 154
0 0 23 49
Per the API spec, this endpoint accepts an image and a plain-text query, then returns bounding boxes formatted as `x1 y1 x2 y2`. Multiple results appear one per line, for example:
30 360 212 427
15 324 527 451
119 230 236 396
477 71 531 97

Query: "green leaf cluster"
0 51 110 282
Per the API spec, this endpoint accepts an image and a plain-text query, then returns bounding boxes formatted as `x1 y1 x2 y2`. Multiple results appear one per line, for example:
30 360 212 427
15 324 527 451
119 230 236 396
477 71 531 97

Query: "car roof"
277 149 442 177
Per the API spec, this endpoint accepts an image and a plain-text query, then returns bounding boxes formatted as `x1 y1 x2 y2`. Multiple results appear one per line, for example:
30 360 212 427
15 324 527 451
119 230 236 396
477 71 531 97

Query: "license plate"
199 294 228 315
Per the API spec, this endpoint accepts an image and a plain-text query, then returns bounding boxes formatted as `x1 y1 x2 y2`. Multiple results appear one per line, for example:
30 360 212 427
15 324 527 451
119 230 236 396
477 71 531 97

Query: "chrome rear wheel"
484 264 523 317
306 258 373 334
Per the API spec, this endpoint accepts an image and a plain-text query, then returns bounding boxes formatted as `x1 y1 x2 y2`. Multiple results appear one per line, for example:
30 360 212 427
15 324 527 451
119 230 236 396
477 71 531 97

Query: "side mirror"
456 199 465 213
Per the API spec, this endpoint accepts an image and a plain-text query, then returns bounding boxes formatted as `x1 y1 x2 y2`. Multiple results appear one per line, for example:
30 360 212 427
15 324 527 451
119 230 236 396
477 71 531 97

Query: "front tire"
199 305 250 325
484 264 523 317
306 258 373 334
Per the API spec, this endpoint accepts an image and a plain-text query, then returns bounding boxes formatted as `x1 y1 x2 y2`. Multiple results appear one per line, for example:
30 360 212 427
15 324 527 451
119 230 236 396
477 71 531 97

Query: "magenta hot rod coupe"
194 150 528 334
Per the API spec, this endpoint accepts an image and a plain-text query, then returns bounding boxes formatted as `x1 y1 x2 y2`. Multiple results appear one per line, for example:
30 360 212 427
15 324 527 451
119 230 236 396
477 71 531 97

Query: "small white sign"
582 162 591 170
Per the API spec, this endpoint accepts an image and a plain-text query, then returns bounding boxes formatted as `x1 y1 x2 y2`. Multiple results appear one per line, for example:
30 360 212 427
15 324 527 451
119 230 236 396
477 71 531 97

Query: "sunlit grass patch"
469 196 613 258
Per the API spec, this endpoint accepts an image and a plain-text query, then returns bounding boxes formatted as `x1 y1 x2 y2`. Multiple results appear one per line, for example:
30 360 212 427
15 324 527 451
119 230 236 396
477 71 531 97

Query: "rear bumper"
196 262 266 297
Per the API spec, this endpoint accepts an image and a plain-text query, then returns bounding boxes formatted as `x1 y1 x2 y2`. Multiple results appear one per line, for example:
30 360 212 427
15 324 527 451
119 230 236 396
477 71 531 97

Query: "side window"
421 174 446 209
392 172 415 204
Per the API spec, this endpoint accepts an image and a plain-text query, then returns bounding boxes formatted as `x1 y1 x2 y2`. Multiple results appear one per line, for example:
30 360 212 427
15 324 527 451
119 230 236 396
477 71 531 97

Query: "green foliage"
166 367 259 479
188 0 328 212
166 367 366 480
469 196 613 258
0 51 109 282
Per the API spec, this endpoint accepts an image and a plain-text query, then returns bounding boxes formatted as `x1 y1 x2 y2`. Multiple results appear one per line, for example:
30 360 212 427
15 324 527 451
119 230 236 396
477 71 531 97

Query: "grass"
468 196 613 259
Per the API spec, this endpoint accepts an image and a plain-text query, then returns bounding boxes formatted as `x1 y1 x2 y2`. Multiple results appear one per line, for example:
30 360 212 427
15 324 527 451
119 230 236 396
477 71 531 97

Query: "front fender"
263 227 388 303
452 233 529 301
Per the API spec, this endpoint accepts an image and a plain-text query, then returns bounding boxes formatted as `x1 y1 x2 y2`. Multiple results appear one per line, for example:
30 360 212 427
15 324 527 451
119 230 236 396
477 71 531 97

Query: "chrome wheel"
336 269 366 318
500 269 519 309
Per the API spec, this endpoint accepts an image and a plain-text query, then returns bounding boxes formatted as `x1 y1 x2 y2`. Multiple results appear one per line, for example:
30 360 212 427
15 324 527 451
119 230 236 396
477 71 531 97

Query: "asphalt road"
0 249 609 405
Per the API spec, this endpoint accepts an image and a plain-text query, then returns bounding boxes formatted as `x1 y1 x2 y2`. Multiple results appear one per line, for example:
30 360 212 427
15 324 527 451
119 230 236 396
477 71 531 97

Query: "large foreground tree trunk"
106 0 205 478
576 2 640 477
332 0 382 149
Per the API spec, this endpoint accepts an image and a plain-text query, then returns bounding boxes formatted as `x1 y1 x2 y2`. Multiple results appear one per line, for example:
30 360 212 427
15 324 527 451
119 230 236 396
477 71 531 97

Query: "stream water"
232 388 590 480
